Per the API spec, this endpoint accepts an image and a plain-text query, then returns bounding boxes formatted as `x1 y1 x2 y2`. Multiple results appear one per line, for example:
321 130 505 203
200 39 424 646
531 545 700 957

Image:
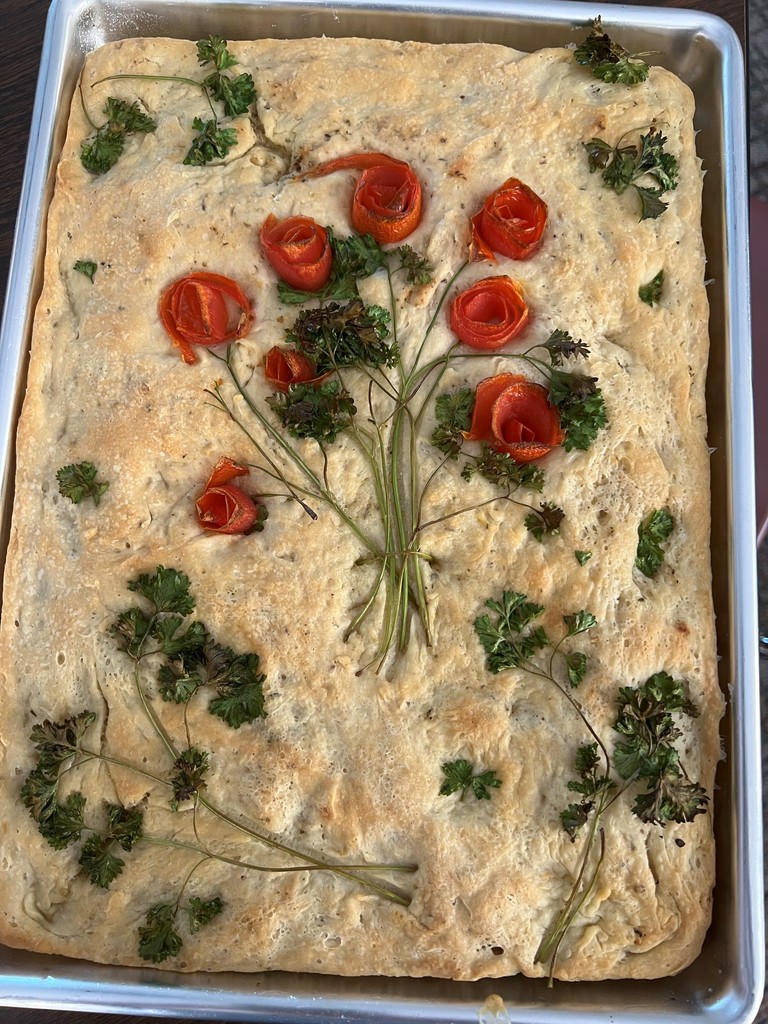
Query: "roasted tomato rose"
196 457 263 535
463 373 563 463
160 272 253 365
449 276 530 350
470 178 547 262
303 152 422 244
263 347 327 392
259 214 333 292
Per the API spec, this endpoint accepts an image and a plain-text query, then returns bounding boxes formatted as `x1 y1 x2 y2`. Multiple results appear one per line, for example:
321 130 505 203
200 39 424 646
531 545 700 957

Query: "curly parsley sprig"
584 125 679 220
573 17 651 85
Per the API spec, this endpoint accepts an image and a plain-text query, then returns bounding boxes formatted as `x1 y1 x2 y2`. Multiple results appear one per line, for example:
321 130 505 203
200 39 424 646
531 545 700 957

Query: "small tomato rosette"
259 214 333 292
470 178 547 262
449 276 530 350
195 457 266 534
263 346 327 392
303 152 422 244
159 272 254 365
462 373 564 463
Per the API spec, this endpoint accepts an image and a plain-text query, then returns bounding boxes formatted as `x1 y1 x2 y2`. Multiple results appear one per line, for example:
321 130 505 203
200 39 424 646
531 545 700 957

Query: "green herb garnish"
56 461 109 506
573 17 650 85
439 759 502 801
584 126 679 220
183 116 238 165
575 550 592 566
80 97 157 175
639 269 664 306
635 508 674 577
196 36 255 117
73 260 97 282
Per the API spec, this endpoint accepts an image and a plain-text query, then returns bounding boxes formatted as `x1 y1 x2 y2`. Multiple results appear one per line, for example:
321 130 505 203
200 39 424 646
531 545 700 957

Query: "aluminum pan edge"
0 1 760 1021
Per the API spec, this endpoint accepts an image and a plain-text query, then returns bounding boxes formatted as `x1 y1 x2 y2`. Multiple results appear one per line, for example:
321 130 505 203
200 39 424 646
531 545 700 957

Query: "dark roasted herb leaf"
560 801 593 840
635 508 674 577
185 895 225 932
104 802 144 851
573 17 650 85
394 244 434 285
584 127 678 220
542 329 590 366
56 461 109 506
431 388 475 459
170 747 210 808
37 791 87 850
73 260 97 283
286 299 394 373
208 651 267 729
79 838 125 888
138 903 183 963
80 99 157 175
439 759 501 801
183 117 238 166
560 742 614 839
267 379 357 445
524 501 564 542
548 371 607 452
639 269 665 307
461 445 545 492
28 711 96 777
151 617 208 659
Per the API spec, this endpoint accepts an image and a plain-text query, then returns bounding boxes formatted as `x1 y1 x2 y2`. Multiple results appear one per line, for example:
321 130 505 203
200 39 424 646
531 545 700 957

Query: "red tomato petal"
463 373 527 442
159 272 254 364
264 347 326 392
490 381 564 462
259 214 333 291
449 276 530 350
196 484 259 534
469 178 547 262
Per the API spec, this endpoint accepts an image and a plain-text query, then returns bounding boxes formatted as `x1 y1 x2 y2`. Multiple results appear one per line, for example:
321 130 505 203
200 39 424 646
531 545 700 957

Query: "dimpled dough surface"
0 36 721 981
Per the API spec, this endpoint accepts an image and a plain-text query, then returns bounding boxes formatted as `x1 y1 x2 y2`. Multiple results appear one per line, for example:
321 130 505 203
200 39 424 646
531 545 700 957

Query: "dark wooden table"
0 1 747 1022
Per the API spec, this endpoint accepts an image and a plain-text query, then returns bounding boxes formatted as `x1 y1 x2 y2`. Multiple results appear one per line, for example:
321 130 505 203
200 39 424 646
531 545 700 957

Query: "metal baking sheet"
0 0 760 1020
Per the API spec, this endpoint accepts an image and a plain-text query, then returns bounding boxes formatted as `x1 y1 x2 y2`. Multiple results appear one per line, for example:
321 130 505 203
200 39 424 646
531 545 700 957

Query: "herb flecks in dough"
73 260 97 282
639 269 665 306
635 508 674 577
573 17 651 85
584 126 679 220
439 759 502 801
80 96 157 175
56 461 110 506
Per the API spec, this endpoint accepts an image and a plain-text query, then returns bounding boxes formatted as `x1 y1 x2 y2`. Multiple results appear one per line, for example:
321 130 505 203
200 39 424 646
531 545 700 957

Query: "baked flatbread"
0 35 720 981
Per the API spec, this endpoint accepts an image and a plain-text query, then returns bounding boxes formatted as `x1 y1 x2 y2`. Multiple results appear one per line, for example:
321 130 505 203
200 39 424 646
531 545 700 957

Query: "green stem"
92 72 218 119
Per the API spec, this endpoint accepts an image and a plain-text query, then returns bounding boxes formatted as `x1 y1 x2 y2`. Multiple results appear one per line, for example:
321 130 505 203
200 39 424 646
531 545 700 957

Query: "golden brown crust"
0 36 720 980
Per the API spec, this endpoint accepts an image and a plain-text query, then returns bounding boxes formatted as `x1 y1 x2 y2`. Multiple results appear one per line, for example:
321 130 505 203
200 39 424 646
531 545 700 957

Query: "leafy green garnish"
439 759 501 801
460 446 545 492
56 461 109 506
79 802 144 887
635 508 674 577
170 747 210 809
196 36 255 117
80 97 157 175
431 388 475 459
541 329 590 366
186 895 225 933
73 260 97 282
584 126 679 220
524 501 565 542
183 116 238 166
560 743 615 839
573 17 650 85
139 894 224 963
267 379 357 445
575 550 592 566
639 269 664 306
286 299 394 374
548 369 608 452
474 591 549 674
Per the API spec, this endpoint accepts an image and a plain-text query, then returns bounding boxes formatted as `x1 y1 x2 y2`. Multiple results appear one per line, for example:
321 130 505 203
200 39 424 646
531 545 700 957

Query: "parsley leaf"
286 299 394 373
267 379 357 444
128 565 196 615
542 329 590 366
186 896 225 932
170 747 210 809
394 244 434 285
524 501 564 542
440 759 501 801
575 550 592 566
563 610 597 637
80 98 157 175
56 461 109 506
207 651 267 729
474 591 548 674
639 269 664 306
37 791 87 850
138 904 183 964
183 117 238 166
73 260 97 282
560 742 615 839
78 802 143 888
431 388 475 459
548 370 608 451
196 36 255 117
635 508 674 577
573 17 650 85
584 126 679 220
460 446 545 492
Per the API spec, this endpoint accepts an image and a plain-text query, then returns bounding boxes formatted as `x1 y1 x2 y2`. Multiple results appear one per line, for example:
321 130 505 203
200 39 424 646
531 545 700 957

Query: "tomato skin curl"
449 276 530 350
463 373 563 463
259 214 333 291
160 272 254 364
303 152 422 244
263 346 326 392
470 178 547 262
196 457 260 534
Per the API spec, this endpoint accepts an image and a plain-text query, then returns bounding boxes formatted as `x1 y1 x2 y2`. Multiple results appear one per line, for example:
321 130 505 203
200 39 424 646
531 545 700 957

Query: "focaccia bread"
0 33 721 982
